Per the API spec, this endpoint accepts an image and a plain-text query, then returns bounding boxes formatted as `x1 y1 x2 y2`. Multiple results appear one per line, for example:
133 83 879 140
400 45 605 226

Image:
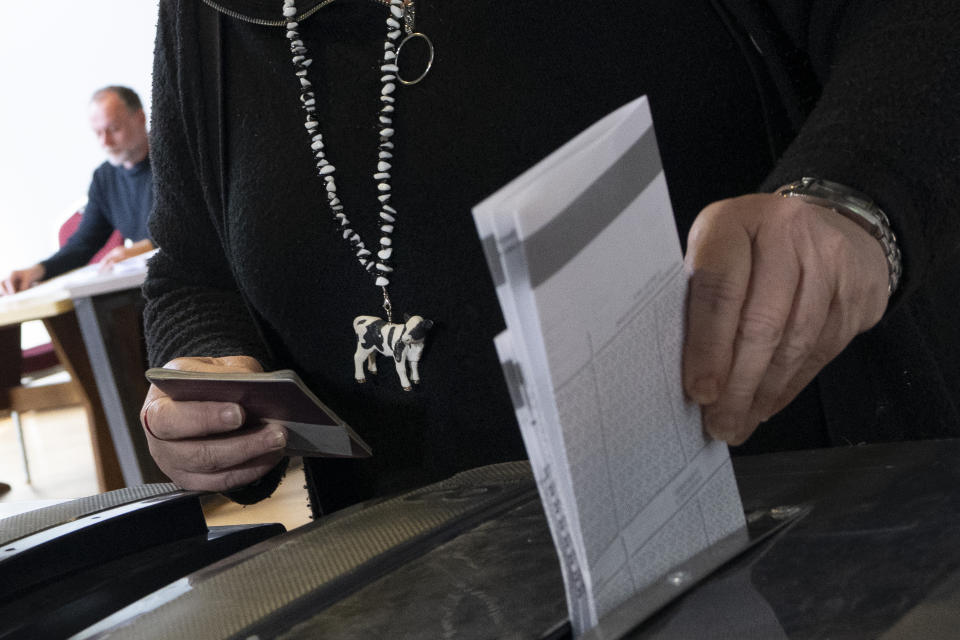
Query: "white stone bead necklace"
283 0 435 390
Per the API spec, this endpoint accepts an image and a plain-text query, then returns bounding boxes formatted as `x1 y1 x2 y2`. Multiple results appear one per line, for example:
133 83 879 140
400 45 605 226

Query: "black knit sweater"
145 0 960 513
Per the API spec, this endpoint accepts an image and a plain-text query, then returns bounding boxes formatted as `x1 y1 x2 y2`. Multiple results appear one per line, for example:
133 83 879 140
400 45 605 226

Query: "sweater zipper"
201 0 395 26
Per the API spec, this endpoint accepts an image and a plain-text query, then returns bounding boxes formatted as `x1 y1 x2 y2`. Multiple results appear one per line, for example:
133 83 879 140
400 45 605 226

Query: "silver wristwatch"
775 177 902 295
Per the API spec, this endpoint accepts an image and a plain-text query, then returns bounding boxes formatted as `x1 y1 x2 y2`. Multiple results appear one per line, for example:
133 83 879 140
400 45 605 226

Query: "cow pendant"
352 314 433 391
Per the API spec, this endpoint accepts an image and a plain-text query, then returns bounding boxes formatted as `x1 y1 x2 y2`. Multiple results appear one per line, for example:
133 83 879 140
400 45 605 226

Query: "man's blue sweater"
41 157 153 279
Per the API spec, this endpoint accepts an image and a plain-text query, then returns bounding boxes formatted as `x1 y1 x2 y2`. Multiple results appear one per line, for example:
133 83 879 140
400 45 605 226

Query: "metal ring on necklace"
396 32 434 85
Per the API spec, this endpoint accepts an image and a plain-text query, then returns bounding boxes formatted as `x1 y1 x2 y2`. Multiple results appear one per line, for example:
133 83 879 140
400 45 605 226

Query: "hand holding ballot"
140 355 288 492
683 192 890 445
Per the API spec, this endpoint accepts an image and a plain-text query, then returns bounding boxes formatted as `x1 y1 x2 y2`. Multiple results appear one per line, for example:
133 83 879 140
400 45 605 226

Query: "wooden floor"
0 405 312 531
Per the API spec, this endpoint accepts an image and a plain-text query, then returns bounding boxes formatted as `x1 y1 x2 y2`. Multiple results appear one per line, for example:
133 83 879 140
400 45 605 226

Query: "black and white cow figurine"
353 314 433 391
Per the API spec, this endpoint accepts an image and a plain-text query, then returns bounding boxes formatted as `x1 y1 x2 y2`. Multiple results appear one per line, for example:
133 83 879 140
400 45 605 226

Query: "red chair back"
22 211 126 376
58 211 124 263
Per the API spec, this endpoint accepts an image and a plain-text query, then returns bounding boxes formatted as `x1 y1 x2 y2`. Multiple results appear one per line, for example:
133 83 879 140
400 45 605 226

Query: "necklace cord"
283 0 407 293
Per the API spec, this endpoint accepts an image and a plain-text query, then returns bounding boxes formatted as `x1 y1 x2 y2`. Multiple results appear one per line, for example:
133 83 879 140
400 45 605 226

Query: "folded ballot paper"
473 96 746 635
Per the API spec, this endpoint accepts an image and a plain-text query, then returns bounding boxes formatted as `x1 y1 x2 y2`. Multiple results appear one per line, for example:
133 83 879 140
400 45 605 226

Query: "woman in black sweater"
141 0 960 515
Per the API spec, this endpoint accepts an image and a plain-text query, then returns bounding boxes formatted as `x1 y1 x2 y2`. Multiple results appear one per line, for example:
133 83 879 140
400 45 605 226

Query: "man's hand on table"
1 264 45 295
140 355 288 491
682 193 890 445
98 239 155 272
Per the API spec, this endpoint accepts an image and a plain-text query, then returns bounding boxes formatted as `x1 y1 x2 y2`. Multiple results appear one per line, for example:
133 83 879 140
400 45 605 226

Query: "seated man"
1 86 154 295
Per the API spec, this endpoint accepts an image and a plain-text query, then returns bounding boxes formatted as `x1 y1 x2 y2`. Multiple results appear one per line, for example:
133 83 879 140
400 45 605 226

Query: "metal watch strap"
775 177 902 295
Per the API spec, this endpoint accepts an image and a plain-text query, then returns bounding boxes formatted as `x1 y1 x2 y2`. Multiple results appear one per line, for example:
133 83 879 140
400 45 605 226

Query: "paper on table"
62 248 156 297
0 249 155 311
475 96 746 634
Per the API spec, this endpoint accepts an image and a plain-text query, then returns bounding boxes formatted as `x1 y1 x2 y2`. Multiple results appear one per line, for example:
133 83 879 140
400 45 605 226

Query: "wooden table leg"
0 324 22 390
44 311 125 491
73 292 167 485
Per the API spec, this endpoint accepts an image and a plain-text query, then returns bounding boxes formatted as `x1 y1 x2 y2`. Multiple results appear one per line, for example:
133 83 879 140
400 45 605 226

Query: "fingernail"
265 427 286 450
690 377 718 404
220 405 243 428
706 413 737 442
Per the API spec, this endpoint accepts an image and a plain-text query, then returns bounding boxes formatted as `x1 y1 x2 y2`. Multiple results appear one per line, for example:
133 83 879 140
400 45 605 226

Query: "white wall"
0 0 160 274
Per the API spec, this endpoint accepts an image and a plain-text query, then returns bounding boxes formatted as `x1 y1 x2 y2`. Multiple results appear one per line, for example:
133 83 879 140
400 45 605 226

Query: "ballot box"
2 439 959 639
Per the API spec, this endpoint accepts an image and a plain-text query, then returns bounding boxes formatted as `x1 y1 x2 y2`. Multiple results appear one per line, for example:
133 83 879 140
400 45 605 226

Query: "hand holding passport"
145 366 370 459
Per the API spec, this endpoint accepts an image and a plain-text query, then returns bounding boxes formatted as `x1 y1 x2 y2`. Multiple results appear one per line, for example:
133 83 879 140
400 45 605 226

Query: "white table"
0 253 166 488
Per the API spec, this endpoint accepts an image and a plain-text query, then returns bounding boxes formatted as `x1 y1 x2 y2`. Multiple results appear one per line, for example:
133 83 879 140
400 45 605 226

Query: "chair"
20 211 124 377
9 209 124 483
56 210 125 264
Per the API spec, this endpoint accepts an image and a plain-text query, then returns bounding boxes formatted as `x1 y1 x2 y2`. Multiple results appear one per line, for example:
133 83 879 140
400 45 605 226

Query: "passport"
145 367 371 458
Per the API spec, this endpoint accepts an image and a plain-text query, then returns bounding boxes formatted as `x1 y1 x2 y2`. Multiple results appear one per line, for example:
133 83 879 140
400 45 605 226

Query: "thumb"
682 199 758 404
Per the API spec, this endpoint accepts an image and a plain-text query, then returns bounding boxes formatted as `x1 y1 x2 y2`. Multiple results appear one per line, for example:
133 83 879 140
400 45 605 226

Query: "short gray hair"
91 85 143 113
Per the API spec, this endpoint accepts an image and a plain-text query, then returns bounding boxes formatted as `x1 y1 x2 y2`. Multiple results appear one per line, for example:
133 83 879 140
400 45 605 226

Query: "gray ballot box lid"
8 440 960 639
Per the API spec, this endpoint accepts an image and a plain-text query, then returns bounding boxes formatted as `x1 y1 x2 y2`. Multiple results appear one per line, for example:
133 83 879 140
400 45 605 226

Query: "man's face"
89 92 148 167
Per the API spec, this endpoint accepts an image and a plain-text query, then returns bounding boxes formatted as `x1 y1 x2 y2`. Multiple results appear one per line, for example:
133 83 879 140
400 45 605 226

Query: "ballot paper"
473 96 746 635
